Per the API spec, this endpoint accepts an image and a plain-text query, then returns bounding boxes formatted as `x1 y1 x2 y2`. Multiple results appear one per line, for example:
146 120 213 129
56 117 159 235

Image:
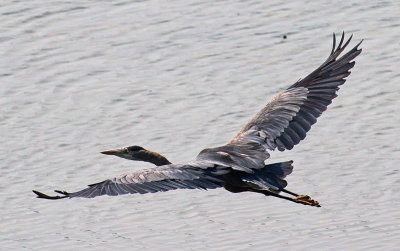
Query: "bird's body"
33 33 362 207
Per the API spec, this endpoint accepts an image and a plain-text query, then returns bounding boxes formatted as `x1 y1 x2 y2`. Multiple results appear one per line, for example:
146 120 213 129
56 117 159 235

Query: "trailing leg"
281 188 299 196
258 189 321 207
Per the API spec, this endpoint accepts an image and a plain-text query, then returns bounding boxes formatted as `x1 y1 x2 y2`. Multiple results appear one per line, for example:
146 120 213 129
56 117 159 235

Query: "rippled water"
1 0 399 250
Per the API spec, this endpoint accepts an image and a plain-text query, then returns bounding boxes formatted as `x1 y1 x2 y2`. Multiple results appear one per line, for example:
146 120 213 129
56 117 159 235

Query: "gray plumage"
33 33 362 207
65 164 227 198
230 33 362 152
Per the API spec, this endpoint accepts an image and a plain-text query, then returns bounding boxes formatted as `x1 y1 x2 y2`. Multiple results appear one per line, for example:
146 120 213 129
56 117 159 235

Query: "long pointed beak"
100 148 125 156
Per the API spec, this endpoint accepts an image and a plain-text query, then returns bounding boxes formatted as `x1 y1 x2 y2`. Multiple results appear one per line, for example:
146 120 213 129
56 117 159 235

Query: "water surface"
1 0 399 250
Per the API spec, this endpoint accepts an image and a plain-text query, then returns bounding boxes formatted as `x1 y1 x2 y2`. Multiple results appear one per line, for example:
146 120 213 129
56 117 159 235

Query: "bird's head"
101 145 147 161
101 145 171 166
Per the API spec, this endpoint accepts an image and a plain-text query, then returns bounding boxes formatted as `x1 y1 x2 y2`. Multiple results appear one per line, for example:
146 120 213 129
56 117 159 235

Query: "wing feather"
227 32 362 157
60 164 225 199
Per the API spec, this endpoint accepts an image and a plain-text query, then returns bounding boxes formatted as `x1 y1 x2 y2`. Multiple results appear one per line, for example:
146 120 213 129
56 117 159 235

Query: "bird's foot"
294 195 321 207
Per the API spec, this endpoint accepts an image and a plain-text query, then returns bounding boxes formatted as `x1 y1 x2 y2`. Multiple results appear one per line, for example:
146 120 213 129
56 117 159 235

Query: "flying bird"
33 33 362 207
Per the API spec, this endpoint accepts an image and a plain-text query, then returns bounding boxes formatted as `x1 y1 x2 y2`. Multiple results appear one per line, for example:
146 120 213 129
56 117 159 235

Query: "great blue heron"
33 33 362 207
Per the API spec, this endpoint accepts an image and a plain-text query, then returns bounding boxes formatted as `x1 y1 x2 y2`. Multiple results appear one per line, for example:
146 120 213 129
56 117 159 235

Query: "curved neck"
140 150 172 166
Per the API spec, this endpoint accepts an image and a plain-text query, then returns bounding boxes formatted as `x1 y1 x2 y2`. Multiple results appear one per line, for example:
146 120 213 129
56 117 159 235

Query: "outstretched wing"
48 164 227 199
229 32 362 154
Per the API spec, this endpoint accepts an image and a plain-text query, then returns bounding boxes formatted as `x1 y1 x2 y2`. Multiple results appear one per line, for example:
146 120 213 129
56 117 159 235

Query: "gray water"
1 0 399 250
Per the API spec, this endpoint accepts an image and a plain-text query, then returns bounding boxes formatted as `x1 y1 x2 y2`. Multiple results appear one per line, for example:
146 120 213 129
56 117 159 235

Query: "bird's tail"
241 160 294 191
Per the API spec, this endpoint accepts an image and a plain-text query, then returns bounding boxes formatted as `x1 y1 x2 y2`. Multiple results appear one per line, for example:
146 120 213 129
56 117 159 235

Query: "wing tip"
355 38 364 49
32 189 68 200
331 31 355 53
